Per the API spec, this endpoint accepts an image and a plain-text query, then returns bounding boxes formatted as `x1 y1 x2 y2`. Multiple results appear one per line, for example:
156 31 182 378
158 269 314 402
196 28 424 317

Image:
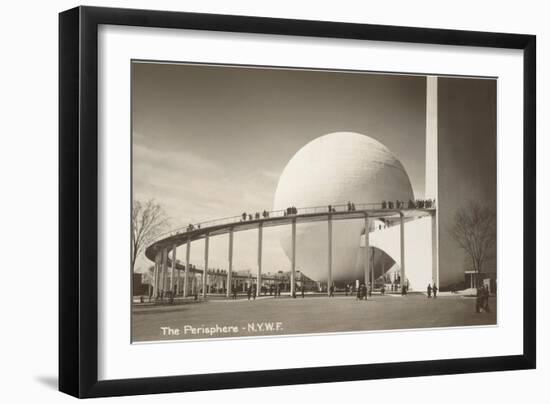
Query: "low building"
132 272 150 296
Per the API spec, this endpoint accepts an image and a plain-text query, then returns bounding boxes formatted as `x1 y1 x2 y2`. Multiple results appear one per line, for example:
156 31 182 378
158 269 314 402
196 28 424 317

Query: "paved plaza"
132 293 496 342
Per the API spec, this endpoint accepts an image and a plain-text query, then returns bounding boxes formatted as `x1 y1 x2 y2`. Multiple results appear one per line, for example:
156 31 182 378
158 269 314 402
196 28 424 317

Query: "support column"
158 251 164 297
290 219 296 297
153 251 161 298
382 248 385 282
431 212 439 289
226 229 234 298
170 244 177 295
257 223 263 297
183 239 191 297
177 253 182 295
176 260 181 295
158 251 163 297
400 213 405 293
364 215 370 291
371 247 375 291
161 248 169 297
327 215 333 296
203 234 209 298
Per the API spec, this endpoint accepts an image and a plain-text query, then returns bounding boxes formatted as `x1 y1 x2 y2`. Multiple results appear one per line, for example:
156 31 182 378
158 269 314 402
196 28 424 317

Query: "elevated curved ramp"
144 203 436 298
145 206 434 263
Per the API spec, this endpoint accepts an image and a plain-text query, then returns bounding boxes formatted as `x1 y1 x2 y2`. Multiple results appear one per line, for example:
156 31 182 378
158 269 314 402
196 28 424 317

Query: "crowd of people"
283 206 298 216
354 283 371 300
426 283 438 298
234 282 307 300
241 210 271 221
213 279 491 313
381 199 436 209
183 198 438 233
239 206 301 219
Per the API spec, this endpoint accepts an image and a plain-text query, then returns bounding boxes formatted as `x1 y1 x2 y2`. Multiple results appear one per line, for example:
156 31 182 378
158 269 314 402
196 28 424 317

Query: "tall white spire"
425 76 439 287
425 76 438 199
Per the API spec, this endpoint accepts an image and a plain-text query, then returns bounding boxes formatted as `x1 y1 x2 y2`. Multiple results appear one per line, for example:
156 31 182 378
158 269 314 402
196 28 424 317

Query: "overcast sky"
132 62 496 285
438 77 497 285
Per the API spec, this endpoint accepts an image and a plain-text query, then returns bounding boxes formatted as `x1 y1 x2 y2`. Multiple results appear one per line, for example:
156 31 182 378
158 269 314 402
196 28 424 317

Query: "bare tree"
142 265 155 284
131 199 169 273
450 201 496 279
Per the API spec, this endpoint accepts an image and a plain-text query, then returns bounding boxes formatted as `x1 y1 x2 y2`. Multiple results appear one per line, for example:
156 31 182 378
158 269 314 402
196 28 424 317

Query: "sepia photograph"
130 61 497 343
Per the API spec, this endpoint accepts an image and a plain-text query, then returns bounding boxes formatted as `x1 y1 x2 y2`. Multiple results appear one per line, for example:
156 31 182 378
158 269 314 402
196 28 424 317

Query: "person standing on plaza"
483 285 491 312
247 285 252 301
475 286 483 313
427 284 432 298
433 284 438 298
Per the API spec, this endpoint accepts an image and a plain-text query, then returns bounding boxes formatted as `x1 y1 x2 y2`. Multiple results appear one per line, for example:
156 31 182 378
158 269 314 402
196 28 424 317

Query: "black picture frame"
59 5 536 398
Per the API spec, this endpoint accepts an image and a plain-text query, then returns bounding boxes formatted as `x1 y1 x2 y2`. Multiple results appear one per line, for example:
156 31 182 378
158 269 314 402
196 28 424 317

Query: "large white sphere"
273 132 414 283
